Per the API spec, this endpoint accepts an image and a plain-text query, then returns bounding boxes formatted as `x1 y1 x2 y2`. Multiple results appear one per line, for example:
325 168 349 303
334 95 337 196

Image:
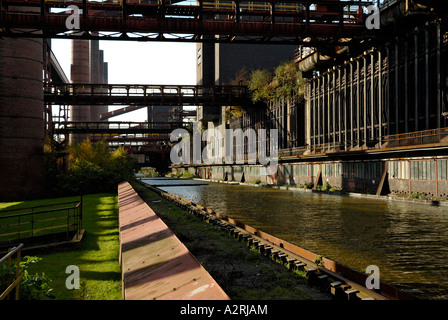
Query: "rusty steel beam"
91 135 170 142
0 0 374 45
100 106 196 120
100 105 147 120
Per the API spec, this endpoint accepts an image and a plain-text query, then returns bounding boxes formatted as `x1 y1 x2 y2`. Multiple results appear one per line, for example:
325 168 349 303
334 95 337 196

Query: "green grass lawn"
0 193 122 300
0 195 82 242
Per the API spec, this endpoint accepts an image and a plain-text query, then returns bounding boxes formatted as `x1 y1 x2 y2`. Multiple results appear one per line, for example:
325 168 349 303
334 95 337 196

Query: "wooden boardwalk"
118 181 229 300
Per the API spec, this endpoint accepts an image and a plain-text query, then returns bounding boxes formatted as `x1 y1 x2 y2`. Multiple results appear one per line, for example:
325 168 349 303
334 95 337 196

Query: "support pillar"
70 39 91 145
0 37 44 200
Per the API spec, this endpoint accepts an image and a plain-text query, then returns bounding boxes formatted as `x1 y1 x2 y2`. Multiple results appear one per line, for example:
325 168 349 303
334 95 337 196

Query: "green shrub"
181 171 196 179
408 192 426 200
317 181 331 192
312 255 324 267
253 179 261 184
42 138 136 196
0 256 55 300
139 167 158 177
248 60 307 103
303 182 313 189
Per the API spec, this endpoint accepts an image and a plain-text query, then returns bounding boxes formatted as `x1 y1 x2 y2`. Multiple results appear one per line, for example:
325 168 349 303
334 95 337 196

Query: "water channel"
140 177 448 300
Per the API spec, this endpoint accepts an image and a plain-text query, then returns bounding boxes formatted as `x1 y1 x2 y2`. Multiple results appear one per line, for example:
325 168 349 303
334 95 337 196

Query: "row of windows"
388 161 409 180
438 160 448 181
388 160 448 181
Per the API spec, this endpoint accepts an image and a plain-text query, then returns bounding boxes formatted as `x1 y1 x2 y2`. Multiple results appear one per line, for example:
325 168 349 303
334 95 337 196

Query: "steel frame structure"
227 17 448 157
44 82 249 106
52 120 189 134
0 0 374 45
308 19 447 152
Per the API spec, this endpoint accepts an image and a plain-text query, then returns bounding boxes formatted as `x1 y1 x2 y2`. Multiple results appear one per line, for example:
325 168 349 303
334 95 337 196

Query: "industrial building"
1 0 447 201
174 0 448 200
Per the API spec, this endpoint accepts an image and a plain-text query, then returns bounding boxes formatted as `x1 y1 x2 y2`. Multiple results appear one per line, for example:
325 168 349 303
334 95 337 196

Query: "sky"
50 39 197 122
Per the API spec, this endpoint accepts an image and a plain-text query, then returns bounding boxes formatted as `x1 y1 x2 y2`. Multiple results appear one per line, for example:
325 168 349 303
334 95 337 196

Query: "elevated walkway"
118 181 229 300
53 121 188 135
44 83 248 107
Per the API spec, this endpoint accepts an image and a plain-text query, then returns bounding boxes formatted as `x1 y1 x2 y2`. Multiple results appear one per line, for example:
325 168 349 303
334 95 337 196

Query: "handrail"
0 200 82 242
0 203 81 220
0 200 80 214
278 126 448 158
0 243 23 264
384 127 448 141
44 83 249 106
0 243 24 300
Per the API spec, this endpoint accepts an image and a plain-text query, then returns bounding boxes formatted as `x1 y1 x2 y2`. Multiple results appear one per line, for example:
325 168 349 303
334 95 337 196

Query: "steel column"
415 31 419 131
311 80 315 146
425 28 429 129
363 56 367 144
437 23 441 129
344 67 347 150
386 47 391 136
404 40 409 133
350 62 354 147
333 69 336 145
378 50 382 145
338 68 342 144
322 76 327 144
327 73 331 144
357 60 360 144
317 78 321 146
371 53 374 140
395 42 399 134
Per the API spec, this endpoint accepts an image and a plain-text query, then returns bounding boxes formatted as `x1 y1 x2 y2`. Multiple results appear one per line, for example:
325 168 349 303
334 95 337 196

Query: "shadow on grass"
21 193 122 300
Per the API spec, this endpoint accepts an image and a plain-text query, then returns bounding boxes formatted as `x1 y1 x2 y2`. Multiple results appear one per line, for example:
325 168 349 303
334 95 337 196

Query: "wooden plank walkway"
118 181 229 300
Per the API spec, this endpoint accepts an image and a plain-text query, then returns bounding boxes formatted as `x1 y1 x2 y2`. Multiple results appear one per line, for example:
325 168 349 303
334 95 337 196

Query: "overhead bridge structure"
100 106 196 120
52 120 181 149
0 0 374 45
52 121 188 135
44 83 249 106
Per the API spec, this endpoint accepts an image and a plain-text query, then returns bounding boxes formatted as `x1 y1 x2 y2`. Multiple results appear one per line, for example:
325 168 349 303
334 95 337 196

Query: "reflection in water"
141 178 448 299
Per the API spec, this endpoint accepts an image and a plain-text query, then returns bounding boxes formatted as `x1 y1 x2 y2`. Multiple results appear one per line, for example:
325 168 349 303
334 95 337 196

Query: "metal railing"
0 200 82 243
44 83 249 106
279 126 448 158
383 127 448 147
0 243 24 300
53 121 190 135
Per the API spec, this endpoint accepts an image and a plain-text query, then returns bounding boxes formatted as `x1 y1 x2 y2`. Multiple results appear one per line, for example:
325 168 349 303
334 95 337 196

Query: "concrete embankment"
118 181 229 300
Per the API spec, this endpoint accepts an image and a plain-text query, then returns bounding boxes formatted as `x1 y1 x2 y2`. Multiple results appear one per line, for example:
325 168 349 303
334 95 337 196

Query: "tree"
247 69 274 103
67 139 136 195
273 60 306 101
231 67 250 86
226 67 252 120
247 60 307 103
42 138 136 196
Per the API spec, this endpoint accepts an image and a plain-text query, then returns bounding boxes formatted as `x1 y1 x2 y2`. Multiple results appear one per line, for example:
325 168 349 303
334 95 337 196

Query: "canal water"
141 177 448 300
